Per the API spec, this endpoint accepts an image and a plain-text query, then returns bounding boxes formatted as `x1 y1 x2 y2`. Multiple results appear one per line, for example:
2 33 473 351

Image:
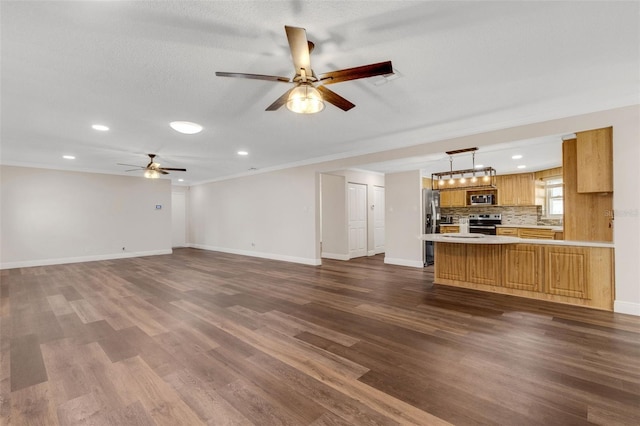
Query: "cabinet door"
516 173 535 205
502 244 542 291
497 173 534 205
467 244 501 286
545 246 589 299
576 127 613 193
440 190 466 207
435 243 467 281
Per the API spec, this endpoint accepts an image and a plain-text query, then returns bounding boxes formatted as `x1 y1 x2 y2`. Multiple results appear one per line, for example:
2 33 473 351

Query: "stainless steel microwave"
470 194 495 205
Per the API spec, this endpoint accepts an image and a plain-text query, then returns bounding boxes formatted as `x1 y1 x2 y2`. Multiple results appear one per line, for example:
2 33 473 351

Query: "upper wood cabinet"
563 138 613 242
576 127 613 193
496 173 535 205
440 190 466 207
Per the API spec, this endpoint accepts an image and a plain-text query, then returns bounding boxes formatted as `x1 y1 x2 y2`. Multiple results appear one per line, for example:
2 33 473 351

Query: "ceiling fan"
118 154 186 179
216 25 394 113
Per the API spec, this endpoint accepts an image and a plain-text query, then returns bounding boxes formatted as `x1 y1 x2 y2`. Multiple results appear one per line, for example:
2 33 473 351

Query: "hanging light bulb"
438 178 445 186
449 177 455 185
459 175 466 184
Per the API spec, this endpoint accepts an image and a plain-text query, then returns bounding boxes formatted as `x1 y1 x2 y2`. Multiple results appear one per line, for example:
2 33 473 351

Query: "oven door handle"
469 225 496 229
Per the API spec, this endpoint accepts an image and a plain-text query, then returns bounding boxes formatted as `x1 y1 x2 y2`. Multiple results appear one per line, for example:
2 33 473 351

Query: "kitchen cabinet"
496 173 535 205
440 225 460 234
433 242 614 311
496 228 518 237
576 127 613 193
518 228 555 240
440 190 466 207
502 244 543 292
497 227 557 239
563 138 613 242
545 246 589 299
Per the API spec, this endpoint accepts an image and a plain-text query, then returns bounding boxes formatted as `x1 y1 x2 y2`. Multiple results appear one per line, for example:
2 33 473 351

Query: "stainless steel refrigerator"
423 188 441 266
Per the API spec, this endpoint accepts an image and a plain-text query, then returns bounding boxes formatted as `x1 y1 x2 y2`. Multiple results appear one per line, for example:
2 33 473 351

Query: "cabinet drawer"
440 226 460 234
518 228 555 239
496 228 518 236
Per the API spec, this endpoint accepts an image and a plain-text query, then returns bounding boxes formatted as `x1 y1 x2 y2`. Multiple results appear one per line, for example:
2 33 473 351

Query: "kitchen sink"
441 233 484 239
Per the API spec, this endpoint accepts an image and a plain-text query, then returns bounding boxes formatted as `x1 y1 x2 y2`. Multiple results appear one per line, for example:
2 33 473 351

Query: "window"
544 177 563 217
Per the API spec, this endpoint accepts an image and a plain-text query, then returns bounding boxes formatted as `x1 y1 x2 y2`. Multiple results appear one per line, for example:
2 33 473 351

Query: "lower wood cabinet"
518 228 555 240
434 242 613 311
545 246 589 299
502 244 542 292
467 244 501 286
440 225 460 234
496 227 557 239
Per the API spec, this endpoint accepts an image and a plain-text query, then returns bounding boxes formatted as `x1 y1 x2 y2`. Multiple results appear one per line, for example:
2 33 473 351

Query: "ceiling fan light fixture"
169 121 203 134
286 83 324 114
144 169 160 179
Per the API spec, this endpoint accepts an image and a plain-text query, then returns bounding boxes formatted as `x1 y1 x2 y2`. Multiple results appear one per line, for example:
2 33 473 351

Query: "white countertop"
496 224 563 231
422 233 613 248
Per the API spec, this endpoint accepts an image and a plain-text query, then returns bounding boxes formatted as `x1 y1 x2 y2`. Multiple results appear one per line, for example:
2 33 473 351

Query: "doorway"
348 182 367 258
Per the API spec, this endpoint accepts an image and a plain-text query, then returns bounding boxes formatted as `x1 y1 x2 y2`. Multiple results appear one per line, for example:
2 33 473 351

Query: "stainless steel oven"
469 214 502 235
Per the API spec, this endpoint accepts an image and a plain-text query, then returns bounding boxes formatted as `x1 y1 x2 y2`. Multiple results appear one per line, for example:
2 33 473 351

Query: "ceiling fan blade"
285 26 312 77
317 86 356 111
158 170 170 175
319 61 393 85
215 72 290 83
265 88 294 111
117 163 144 168
124 169 142 172
159 168 187 172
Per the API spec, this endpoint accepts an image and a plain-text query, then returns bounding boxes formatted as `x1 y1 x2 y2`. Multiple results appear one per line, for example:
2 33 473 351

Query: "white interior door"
373 186 385 254
348 183 367 258
171 191 186 248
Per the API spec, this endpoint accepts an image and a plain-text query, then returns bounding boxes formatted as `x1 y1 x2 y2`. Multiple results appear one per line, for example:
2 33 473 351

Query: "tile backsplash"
441 205 562 226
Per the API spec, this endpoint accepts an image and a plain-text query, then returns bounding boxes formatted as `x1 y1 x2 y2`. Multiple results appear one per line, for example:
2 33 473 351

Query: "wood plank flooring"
1 248 639 425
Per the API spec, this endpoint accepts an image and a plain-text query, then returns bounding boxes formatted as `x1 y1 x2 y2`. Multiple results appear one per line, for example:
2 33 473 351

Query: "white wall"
188 167 319 265
320 173 348 260
0 166 172 268
383 170 424 267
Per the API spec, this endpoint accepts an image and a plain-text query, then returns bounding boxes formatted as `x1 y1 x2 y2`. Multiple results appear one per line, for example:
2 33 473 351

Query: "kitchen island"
422 233 614 311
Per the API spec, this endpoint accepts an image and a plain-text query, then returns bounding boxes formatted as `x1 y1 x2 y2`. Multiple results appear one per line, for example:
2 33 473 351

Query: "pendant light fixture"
431 147 496 191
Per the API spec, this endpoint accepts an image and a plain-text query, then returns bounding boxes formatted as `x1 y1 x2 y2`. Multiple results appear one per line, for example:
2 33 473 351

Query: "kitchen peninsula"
422 233 614 311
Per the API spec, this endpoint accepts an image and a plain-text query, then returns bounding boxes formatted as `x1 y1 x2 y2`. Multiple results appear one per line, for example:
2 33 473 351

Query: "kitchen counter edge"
421 234 613 248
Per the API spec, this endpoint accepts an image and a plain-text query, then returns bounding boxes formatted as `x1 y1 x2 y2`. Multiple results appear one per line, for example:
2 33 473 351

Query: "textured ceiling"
1 1 638 184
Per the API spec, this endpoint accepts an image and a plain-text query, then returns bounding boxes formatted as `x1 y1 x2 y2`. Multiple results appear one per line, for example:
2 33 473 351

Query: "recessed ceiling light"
170 121 203 134
512 154 523 160
475 164 484 168
92 124 109 131
517 165 526 169
63 155 75 160
178 179 184 182
237 150 249 156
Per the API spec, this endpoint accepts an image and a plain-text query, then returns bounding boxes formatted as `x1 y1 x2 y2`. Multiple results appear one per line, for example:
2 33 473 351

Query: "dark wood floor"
1 248 639 425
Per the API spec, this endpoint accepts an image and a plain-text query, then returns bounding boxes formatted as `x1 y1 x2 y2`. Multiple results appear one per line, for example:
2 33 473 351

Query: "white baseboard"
322 252 350 261
383 257 424 268
367 250 376 256
0 249 173 270
614 300 640 316
191 244 321 266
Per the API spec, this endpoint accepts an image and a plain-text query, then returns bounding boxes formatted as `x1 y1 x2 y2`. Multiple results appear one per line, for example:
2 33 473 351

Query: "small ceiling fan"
118 154 186 178
216 25 394 113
